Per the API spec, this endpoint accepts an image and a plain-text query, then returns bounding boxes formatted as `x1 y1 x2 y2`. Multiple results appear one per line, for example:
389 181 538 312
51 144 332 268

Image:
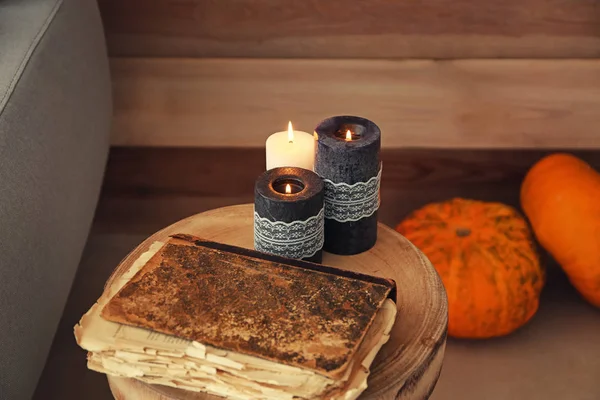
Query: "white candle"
265 121 315 171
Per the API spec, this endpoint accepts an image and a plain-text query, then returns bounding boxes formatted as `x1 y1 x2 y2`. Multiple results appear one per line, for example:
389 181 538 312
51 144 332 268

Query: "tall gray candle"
254 167 325 263
314 115 381 255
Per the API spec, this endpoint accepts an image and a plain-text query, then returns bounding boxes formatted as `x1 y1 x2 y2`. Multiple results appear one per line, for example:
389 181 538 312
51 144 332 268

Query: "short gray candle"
254 167 325 263
314 115 381 255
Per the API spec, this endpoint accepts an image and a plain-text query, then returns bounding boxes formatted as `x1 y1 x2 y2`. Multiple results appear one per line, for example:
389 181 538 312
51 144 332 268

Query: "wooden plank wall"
98 0 600 59
98 0 600 149
111 58 600 148
93 147 600 234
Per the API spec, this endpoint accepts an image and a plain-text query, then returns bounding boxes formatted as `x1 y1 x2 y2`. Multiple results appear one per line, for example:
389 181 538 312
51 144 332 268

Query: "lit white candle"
266 121 315 171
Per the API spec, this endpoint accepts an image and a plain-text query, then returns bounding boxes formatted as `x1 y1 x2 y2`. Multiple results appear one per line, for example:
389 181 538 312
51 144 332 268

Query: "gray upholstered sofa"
0 0 111 398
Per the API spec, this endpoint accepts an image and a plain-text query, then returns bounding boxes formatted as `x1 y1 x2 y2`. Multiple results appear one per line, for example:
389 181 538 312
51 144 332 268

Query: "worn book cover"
100 234 396 380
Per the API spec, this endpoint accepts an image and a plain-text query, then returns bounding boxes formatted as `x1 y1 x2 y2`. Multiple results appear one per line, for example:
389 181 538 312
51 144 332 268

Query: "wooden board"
98 148 600 198
92 148 600 235
109 58 600 149
97 0 600 59
100 204 448 399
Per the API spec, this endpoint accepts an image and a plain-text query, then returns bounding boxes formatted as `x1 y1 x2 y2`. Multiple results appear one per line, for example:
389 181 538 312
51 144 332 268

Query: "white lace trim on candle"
253 207 324 259
322 165 382 223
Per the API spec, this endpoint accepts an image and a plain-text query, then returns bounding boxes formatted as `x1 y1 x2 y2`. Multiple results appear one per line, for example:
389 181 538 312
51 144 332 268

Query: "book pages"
74 241 397 399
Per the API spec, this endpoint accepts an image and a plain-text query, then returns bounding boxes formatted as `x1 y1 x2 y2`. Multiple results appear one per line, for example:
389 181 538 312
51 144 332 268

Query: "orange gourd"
396 198 545 339
521 153 600 308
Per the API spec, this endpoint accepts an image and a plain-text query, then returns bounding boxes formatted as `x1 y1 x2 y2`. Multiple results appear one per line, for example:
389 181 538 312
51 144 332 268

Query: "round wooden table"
105 204 448 400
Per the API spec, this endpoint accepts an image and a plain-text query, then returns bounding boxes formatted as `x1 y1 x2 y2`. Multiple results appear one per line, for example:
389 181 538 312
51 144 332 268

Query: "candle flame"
285 184 292 194
288 121 294 143
345 130 352 141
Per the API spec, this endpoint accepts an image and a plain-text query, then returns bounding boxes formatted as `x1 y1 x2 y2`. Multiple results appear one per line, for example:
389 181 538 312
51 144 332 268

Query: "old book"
75 234 397 399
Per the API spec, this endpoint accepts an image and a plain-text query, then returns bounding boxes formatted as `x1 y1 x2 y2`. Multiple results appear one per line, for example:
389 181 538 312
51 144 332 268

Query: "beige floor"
35 232 600 400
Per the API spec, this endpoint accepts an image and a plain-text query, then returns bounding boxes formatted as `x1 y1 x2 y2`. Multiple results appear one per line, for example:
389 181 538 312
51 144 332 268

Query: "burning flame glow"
345 130 352 141
285 184 292 194
288 121 294 143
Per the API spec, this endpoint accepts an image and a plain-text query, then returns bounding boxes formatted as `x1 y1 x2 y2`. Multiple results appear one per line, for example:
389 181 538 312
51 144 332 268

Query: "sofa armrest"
0 0 111 398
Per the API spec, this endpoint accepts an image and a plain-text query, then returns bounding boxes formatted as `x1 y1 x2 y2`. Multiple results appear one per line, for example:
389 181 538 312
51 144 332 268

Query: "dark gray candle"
254 167 324 263
314 115 381 255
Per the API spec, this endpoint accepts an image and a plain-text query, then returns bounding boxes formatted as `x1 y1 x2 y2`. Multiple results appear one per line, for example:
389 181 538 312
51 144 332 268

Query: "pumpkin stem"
456 228 471 237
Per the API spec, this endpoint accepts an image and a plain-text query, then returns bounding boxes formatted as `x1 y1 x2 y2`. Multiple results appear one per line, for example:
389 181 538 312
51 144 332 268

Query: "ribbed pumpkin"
396 198 545 339
521 153 600 308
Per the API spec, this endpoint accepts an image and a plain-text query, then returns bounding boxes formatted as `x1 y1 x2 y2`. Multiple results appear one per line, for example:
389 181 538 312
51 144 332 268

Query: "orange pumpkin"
521 153 600 308
396 198 545 339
